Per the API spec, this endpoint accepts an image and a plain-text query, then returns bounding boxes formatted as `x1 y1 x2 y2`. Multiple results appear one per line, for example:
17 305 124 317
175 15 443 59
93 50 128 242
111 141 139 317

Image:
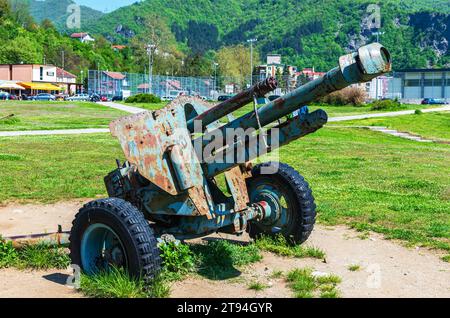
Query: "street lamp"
247 38 257 86
146 44 156 94
372 31 385 43
213 62 219 95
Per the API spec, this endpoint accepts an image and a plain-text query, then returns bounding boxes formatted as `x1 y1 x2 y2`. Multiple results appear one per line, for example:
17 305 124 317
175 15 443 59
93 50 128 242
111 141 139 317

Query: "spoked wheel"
246 162 317 244
70 198 161 281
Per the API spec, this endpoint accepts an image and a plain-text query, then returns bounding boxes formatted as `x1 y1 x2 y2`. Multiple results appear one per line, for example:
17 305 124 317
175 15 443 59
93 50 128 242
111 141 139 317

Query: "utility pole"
247 38 257 86
97 62 100 95
147 44 156 95
213 62 219 95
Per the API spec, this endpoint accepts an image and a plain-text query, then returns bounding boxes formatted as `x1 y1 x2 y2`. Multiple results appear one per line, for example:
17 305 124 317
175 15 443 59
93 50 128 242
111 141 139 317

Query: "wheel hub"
253 190 282 225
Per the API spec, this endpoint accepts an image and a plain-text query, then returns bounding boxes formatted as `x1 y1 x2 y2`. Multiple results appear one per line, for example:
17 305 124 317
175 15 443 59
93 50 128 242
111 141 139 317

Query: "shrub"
0 236 19 268
368 99 407 111
320 87 367 106
415 109 423 115
125 94 161 104
158 241 195 280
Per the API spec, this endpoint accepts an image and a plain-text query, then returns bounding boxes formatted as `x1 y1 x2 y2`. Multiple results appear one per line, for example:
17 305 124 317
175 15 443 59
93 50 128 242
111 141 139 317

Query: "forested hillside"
80 0 450 71
6 0 450 77
0 0 136 80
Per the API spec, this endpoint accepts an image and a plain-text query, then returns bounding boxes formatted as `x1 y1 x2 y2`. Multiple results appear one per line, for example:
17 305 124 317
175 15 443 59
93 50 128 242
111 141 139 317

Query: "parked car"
218 95 232 102
421 98 449 105
112 95 123 102
100 95 109 102
90 94 101 102
0 91 11 100
31 93 56 101
66 94 90 101
55 94 69 101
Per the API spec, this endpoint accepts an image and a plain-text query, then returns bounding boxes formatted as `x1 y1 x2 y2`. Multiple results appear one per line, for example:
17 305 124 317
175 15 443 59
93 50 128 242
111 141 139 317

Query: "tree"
130 14 184 75
217 45 260 88
0 0 10 20
0 36 41 64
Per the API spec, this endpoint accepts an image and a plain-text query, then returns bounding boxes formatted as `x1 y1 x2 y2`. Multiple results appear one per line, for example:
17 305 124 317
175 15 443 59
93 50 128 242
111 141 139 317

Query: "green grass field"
0 101 127 131
332 112 450 142
0 111 448 251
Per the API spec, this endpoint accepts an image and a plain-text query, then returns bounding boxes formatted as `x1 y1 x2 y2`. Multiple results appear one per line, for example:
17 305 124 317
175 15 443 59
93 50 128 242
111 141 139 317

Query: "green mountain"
21 0 450 71
0 0 135 78
10 0 104 31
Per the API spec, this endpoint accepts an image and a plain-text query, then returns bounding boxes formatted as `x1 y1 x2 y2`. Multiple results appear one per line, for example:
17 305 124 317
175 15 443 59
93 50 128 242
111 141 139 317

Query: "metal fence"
87 70 300 99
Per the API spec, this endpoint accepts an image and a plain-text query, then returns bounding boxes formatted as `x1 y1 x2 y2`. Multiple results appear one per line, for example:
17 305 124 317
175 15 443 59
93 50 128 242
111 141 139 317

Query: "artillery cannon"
69 43 391 279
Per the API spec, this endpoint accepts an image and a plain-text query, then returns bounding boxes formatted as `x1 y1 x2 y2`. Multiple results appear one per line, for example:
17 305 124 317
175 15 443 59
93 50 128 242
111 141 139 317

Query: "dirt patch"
172 228 450 298
0 200 89 237
0 202 449 298
0 268 81 298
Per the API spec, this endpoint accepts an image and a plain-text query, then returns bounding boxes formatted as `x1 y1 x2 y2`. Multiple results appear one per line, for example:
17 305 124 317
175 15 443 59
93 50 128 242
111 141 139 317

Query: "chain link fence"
87 70 300 100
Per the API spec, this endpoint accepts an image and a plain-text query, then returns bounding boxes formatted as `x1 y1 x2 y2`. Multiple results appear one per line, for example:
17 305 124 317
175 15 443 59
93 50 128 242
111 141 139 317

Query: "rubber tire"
69 198 161 281
247 162 316 244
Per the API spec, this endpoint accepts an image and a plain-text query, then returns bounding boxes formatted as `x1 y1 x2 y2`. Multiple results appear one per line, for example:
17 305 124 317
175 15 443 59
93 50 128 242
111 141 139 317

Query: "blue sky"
75 0 139 13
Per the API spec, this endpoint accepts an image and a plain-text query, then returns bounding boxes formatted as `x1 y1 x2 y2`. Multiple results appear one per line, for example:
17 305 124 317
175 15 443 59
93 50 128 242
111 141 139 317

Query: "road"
0 104 448 137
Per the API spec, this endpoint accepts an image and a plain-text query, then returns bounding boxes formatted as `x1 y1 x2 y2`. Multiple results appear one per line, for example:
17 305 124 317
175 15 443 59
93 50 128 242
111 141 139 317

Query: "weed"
248 281 269 291
348 264 361 272
0 236 19 268
415 109 423 115
270 270 284 279
255 235 326 260
0 237 69 270
442 255 450 263
286 268 342 298
158 241 195 281
80 267 150 298
16 244 70 270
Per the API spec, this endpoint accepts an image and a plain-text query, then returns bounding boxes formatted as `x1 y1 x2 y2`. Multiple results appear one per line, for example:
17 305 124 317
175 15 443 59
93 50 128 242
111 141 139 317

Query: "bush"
320 87 367 106
415 109 423 115
158 241 195 280
368 99 407 111
125 94 161 104
0 236 19 268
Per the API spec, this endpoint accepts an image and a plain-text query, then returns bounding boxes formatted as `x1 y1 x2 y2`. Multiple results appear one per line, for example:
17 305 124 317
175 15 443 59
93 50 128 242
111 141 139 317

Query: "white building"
70 33 95 43
392 68 450 102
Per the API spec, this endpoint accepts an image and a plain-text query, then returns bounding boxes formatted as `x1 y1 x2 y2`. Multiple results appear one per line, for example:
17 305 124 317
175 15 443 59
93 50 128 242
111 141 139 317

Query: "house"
112 45 127 52
0 64 62 94
297 68 326 81
56 68 80 94
70 33 95 43
256 54 300 92
94 71 130 97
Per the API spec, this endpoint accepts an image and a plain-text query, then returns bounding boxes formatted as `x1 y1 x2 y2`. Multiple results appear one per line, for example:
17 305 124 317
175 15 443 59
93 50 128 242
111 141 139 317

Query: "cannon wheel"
246 162 316 244
69 198 161 281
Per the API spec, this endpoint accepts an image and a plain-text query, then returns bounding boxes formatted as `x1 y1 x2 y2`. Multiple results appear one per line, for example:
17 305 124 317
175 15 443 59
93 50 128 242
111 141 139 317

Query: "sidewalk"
0 105 448 137
97 101 146 114
328 105 450 122
0 128 109 137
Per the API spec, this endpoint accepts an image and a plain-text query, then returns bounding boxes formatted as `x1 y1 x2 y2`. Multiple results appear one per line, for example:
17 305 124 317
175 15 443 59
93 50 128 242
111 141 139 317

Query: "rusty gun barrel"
187 77 278 132
200 43 392 177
